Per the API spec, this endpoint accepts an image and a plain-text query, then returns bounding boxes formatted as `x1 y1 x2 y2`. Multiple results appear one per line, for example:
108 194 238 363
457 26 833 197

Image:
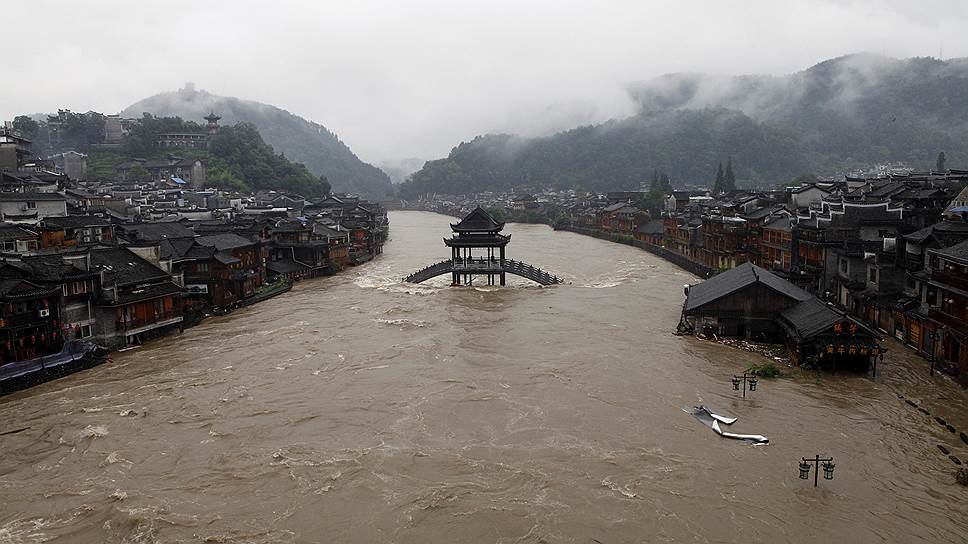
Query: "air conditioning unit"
38 309 50 317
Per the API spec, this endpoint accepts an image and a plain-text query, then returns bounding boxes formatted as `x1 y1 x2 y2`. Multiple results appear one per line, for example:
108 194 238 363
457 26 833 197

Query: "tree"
127 164 151 182
318 175 331 195
937 151 947 172
713 163 725 193
724 157 736 192
12 116 39 140
659 172 672 193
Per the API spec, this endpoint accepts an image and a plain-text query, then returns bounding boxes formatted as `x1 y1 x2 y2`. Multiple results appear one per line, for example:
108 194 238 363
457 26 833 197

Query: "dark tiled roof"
196 233 256 251
0 192 66 202
684 262 812 312
42 215 111 229
763 216 793 232
118 222 195 242
451 206 503 232
159 238 214 261
905 221 968 244
89 247 170 286
0 278 59 300
21 255 96 282
0 224 38 241
780 298 880 340
935 239 968 263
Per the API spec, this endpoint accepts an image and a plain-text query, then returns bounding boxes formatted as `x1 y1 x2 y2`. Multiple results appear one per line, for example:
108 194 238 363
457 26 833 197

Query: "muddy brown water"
1 211 966 543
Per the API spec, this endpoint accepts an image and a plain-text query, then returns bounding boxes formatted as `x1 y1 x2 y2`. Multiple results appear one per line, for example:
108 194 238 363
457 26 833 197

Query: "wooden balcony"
931 270 968 292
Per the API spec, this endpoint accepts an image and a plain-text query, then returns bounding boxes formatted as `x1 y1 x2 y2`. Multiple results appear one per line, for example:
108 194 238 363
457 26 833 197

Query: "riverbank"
554 223 715 278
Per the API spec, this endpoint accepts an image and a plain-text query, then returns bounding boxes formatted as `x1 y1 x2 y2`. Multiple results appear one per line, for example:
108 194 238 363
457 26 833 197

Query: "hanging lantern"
4 341 10 349
30 335 35 344
731 376 741 390
799 460 811 479
39 334 45 343
822 460 836 480
748 376 758 391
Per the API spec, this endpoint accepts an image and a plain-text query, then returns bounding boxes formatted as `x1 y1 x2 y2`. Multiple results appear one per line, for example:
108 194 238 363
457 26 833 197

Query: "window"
840 258 848 274
81 325 92 338
196 263 209 272
26 201 36 209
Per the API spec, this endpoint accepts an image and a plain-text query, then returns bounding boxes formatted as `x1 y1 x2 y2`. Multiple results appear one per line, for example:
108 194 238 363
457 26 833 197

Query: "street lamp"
732 372 758 398
927 331 937 376
798 455 836 487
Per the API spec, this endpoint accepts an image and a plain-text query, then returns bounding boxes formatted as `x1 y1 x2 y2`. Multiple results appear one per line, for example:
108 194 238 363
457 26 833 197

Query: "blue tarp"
0 340 99 382
170 177 187 185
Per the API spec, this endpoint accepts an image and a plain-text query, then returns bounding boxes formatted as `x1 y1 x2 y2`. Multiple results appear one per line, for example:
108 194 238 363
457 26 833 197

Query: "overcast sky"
6 0 968 166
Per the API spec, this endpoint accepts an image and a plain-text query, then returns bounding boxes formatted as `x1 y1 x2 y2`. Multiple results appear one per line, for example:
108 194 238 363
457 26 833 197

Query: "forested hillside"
401 54 968 198
91 114 330 196
122 87 394 199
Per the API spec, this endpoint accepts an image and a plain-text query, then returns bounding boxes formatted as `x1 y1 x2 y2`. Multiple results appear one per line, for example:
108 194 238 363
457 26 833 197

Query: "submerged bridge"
404 258 562 286
404 206 563 287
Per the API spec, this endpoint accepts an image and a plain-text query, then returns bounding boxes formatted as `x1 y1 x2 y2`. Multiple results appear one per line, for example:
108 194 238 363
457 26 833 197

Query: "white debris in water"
601 477 637 499
119 410 136 417
109 489 127 501
81 407 102 413
80 425 108 439
103 451 123 465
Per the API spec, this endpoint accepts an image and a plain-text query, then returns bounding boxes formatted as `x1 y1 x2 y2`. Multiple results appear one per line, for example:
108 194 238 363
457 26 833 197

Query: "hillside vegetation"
401 54 968 197
122 87 394 199
92 114 330 196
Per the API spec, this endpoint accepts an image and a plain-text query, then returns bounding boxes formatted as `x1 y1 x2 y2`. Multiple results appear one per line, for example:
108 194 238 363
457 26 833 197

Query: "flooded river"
1 211 967 543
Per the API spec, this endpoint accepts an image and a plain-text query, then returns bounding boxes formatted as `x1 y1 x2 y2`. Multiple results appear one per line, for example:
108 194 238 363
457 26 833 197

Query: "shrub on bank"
747 361 782 378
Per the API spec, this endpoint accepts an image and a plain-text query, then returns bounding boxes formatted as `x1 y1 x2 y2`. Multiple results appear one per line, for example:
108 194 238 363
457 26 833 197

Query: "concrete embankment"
554 224 715 279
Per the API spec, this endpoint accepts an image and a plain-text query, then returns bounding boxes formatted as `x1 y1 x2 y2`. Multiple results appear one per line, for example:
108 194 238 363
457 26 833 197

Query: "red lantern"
19 338 24 347
52 320 57 327
4 341 9 349
39 334 45 343
30 335 36 344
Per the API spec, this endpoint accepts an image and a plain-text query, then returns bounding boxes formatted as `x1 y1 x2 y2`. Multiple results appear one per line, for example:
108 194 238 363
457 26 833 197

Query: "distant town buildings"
0 116 389 382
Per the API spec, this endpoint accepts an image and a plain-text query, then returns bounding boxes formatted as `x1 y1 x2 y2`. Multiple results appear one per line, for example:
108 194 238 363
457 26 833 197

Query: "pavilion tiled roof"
450 206 504 232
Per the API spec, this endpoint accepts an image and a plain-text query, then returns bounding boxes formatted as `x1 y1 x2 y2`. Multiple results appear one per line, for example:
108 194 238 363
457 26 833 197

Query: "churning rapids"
1 211 967 543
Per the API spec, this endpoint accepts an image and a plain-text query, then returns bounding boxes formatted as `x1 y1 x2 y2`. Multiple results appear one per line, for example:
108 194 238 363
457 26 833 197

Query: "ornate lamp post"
731 372 758 398
798 455 836 487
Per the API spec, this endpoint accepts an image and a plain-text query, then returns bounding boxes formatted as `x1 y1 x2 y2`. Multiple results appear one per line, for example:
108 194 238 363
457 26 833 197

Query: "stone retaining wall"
555 225 715 279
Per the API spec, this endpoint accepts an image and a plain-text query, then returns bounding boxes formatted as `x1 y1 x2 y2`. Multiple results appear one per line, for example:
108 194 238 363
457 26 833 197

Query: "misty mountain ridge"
121 86 394 199
401 54 968 198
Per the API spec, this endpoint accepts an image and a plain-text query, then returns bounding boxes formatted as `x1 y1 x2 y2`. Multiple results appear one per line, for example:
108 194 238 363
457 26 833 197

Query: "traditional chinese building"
405 206 561 286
